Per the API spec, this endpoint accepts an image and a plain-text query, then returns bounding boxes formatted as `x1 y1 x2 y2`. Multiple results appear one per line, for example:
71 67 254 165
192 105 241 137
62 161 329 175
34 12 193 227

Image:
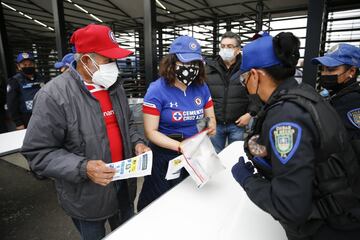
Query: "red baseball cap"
70 24 133 59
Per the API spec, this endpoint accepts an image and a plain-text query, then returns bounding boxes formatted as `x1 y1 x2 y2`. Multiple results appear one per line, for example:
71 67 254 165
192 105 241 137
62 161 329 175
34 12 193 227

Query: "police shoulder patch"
347 108 360 129
269 122 302 164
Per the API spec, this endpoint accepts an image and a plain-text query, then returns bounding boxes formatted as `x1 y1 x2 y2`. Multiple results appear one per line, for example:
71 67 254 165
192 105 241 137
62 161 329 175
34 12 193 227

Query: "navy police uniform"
329 78 360 140
7 72 46 127
242 78 360 240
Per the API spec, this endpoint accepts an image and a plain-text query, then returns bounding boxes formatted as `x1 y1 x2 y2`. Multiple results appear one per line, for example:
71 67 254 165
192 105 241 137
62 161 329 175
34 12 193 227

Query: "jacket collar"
266 77 299 104
68 61 122 97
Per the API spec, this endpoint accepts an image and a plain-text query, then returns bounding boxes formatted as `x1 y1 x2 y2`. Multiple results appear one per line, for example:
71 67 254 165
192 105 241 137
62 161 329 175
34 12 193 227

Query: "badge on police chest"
269 122 302 164
347 108 360 129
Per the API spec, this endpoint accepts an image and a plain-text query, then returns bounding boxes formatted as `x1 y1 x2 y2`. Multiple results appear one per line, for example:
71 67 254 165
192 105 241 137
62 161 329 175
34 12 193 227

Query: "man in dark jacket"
6 52 47 130
206 31 250 153
22 24 149 240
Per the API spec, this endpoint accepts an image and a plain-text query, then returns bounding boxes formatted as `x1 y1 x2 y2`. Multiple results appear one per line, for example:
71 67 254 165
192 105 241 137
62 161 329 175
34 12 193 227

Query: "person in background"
0 77 7 133
312 43 360 141
138 35 216 211
232 32 360 240
54 53 74 73
22 24 149 240
206 31 251 153
6 52 47 130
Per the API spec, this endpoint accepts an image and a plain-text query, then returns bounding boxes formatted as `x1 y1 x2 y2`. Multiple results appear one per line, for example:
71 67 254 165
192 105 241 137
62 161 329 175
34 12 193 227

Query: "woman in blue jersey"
137 36 216 211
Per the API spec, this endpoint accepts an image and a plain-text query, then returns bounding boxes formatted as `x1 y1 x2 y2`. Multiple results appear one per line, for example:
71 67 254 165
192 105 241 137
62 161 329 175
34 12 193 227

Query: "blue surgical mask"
219 48 235 62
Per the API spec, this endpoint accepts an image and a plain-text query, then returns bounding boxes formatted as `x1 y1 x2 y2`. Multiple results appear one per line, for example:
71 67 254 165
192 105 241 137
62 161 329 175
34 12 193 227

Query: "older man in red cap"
22 24 149 239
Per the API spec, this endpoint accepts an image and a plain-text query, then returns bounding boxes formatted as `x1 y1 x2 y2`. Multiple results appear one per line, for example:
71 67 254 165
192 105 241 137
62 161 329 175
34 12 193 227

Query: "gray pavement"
0 160 79 240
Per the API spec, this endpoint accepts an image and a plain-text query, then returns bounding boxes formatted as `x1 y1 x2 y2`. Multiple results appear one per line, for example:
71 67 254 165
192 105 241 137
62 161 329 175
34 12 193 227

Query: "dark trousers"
72 214 119 240
137 143 187 211
72 181 134 240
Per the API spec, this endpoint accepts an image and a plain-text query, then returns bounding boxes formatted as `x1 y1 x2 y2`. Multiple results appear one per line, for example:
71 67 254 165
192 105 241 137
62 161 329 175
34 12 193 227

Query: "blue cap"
169 35 202 63
311 44 360 67
16 52 34 63
54 53 74 69
240 32 281 73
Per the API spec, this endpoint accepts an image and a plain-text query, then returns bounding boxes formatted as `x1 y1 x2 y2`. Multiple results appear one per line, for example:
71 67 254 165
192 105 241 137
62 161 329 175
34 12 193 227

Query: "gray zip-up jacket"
21 65 145 220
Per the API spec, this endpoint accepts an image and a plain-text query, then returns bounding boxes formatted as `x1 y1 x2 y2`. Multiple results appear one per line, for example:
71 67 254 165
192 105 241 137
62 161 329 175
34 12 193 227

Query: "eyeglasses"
239 71 250 87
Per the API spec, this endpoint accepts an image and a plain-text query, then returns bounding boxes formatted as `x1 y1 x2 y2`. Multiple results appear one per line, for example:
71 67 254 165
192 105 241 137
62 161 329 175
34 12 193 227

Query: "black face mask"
175 64 199 86
22 67 35 75
319 74 339 91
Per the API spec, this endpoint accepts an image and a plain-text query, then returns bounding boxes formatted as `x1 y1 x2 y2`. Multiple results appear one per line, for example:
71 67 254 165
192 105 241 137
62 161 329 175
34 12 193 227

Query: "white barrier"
0 129 26 156
105 141 286 240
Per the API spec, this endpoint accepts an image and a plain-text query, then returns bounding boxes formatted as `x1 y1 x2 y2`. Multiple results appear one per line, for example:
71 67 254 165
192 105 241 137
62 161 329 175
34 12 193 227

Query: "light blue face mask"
219 48 236 62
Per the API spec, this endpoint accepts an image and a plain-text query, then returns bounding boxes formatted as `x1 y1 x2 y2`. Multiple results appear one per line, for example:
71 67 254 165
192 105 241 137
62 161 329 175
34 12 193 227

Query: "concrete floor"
0 159 79 240
0 154 144 240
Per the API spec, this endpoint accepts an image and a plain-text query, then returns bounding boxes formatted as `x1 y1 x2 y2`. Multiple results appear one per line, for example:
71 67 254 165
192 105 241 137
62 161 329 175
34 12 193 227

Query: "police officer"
312 44 360 141
6 52 47 129
231 32 360 240
54 53 74 73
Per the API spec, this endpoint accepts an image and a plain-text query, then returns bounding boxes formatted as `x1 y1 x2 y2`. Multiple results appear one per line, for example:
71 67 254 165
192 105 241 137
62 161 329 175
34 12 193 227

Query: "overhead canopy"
1 0 358 41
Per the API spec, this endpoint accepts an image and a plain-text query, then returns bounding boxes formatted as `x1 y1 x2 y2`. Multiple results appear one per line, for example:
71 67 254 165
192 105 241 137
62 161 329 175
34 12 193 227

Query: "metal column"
52 0 67 59
144 0 157 86
256 0 264 31
158 28 163 60
303 0 327 87
0 3 13 81
213 19 218 58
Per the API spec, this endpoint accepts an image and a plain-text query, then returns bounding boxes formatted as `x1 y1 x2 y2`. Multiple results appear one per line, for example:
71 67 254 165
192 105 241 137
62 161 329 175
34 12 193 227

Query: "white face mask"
81 55 119 89
219 48 236 62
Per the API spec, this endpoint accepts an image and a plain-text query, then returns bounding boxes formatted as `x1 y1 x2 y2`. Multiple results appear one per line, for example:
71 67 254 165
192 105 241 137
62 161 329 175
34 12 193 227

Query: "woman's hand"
207 117 216 136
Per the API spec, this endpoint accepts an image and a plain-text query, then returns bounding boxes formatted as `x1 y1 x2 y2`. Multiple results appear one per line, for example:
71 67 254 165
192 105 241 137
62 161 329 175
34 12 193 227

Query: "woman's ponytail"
264 32 301 81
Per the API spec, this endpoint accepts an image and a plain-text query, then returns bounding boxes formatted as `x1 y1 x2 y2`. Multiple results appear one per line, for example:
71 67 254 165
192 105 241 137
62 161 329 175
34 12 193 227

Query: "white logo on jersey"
103 110 115 117
170 102 178 108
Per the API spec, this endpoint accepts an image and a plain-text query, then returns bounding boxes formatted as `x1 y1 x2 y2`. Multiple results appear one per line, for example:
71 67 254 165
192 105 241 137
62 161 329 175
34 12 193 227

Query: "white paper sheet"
165 155 184 180
164 130 225 187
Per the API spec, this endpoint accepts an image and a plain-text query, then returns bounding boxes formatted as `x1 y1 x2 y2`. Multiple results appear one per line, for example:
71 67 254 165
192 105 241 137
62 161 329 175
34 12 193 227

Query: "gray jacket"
21 65 145 220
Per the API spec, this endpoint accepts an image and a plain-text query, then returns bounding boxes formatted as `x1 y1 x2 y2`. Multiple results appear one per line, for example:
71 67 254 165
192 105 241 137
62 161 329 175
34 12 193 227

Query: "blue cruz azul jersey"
143 78 213 138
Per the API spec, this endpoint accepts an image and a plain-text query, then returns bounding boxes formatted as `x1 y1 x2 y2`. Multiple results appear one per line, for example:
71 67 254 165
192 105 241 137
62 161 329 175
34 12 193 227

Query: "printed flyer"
107 151 153 181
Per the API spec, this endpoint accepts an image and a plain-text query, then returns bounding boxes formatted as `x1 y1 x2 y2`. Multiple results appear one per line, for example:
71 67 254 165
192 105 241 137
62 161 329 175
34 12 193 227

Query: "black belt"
167 133 184 142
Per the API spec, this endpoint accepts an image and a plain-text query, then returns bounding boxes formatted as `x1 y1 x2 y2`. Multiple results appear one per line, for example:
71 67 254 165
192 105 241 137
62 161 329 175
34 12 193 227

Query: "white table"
0 129 26 156
105 141 286 240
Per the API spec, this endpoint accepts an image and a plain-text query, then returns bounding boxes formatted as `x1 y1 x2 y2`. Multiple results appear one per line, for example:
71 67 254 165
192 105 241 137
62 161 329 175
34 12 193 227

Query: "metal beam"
212 19 218 58
144 0 157 86
0 2 13 81
303 0 327 87
52 0 67 59
256 0 264 31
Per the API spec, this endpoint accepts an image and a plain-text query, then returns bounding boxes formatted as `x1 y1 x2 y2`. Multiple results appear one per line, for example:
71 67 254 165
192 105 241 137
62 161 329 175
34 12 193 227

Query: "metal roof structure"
1 0 357 40
0 0 359 95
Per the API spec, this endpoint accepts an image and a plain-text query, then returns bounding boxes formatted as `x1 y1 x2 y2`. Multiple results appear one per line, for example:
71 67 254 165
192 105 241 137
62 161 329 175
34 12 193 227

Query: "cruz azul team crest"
194 97 202 106
270 122 302 164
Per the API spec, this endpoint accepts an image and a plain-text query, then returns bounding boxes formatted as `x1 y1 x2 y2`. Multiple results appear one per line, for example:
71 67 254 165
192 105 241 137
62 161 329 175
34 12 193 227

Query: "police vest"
330 81 360 161
245 83 360 230
13 74 43 114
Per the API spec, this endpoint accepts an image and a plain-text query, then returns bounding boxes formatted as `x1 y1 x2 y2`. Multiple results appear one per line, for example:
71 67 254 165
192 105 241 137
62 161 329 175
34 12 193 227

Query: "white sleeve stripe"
143 102 157 108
